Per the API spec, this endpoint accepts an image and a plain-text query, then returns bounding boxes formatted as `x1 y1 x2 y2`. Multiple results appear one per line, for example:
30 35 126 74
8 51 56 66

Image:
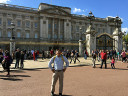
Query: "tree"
123 33 128 42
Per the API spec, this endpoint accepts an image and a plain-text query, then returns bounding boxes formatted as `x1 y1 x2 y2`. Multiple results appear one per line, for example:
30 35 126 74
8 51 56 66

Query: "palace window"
8 31 11 37
17 32 20 38
35 33 38 38
34 22 38 28
48 34 51 39
17 20 21 27
26 33 29 38
8 19 11 26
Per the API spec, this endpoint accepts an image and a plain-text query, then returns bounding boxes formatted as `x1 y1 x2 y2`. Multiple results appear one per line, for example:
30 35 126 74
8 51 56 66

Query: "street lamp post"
115 16 121 28
88 11 95 26
10 22 15 55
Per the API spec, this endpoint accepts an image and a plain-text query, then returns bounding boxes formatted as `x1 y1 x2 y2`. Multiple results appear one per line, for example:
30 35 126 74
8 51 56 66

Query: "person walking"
20 51 24 69
117 51 120 60
92 50 96 68
100 50 107 69
3 50 11 76
98 50 101 62
48 50 69 96
15 48 21 69
70 51 74 63
74 50 80 64
121 50 126 62
33 51 36 61
42 49 45 59
111 56 115 69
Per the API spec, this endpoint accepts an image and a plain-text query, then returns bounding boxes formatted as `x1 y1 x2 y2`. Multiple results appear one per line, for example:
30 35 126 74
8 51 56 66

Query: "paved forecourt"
0 57 128 96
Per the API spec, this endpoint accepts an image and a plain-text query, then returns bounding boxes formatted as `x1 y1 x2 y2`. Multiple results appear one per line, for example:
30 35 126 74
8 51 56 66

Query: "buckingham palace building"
0 3 123 54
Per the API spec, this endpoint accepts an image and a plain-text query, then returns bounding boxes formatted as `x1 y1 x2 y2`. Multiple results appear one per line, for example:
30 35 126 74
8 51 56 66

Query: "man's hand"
63 68 66 72
51 69 55 73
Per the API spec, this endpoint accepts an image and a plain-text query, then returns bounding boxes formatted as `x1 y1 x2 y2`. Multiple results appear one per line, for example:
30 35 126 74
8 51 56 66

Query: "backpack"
53 56 64 62
52 56 65 68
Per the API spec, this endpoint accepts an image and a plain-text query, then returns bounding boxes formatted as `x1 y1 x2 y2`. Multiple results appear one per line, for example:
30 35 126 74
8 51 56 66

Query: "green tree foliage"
123 33 128 42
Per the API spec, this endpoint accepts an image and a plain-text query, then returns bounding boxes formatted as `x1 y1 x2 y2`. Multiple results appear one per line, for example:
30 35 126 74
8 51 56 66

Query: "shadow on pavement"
39 61 45 62
54 94 72 96
69 64 90 67
0 74 31 77
23 67 49 70
107 68 128 70
0 77 23 81
22 68 41 71
10 69 26 73
0 74 31 81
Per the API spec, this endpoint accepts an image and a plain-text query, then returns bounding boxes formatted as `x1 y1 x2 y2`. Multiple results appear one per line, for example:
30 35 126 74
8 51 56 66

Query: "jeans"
84 54 87 59
15 58 20 68
20 59 24 68
92 58 96 67
101 59 107 68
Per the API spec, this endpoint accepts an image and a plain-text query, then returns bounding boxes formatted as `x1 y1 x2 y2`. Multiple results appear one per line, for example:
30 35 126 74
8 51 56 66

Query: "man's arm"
48 57 54 72
63 56 69 72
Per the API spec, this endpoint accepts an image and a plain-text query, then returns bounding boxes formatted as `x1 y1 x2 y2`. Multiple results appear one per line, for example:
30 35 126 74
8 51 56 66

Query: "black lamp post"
115 16 121 28
10 22 15 55
87 11 95 25
79 27 82 40
11 22 15 39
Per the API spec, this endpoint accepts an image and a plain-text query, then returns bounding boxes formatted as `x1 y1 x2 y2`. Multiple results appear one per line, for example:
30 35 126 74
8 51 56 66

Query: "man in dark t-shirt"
15 48 21 68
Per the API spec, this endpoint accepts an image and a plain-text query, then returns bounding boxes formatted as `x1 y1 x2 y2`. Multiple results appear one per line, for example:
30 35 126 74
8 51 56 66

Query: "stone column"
113 28 123 52
85 25 96 56
40 16 43 39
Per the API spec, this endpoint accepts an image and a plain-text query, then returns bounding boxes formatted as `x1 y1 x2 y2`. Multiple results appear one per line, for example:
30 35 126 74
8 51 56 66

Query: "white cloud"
122 28 128 33
0 0 11 3
73 8 87 13
73 8 82 13
107 16 115 18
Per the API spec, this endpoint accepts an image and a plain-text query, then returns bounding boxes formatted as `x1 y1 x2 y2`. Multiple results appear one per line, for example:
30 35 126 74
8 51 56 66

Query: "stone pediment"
40 8 71 16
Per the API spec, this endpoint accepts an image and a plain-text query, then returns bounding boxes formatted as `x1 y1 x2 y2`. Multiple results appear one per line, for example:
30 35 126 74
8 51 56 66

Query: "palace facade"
0 3 122 53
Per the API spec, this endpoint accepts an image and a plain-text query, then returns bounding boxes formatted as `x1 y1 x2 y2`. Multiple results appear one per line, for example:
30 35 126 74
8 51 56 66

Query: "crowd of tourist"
0 48 128 76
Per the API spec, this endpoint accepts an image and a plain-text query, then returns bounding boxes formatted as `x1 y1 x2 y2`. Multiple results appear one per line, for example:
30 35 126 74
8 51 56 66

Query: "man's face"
56 51 61 57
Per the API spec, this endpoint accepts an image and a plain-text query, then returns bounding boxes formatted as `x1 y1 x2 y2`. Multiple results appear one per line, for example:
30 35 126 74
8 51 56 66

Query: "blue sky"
1 0 128 32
